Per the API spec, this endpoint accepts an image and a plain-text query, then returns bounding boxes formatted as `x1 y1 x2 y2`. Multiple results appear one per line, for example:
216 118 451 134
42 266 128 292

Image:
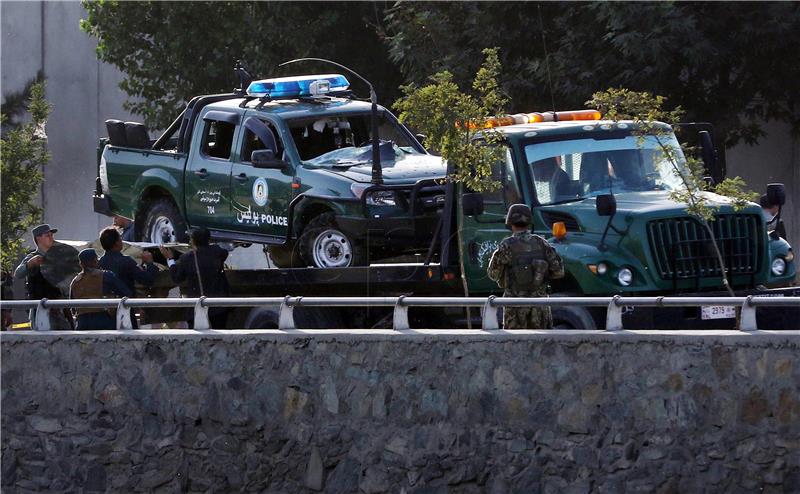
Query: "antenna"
278 57 383 184
537 4 557 118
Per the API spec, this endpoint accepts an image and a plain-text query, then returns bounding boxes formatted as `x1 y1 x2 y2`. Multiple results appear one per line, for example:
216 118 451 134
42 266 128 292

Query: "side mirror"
462 193 484 216
415 133 426 146
767 183 786 207
596 194 616 217
251 149 286 169
698 130 717 173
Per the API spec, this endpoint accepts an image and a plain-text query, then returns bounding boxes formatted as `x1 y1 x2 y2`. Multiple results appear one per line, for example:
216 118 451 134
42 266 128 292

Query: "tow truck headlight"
771 257 787 276
617 267 633 286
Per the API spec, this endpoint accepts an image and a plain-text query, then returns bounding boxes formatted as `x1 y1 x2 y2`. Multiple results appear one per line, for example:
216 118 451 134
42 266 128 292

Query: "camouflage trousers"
501 290 553 329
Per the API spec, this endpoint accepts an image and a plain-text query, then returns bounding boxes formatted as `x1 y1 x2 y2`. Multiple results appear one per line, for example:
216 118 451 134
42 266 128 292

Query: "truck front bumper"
337 213 441 251
621 286 800 330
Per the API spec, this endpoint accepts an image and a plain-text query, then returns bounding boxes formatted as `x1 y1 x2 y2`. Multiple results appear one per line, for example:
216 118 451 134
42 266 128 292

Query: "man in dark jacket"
69 249 132 330
159 227 230 328
98 227 157 327
13 224 77 329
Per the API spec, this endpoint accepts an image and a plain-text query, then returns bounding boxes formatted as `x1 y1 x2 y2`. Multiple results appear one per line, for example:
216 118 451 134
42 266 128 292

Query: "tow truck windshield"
288 113 423 164
524 134 687 205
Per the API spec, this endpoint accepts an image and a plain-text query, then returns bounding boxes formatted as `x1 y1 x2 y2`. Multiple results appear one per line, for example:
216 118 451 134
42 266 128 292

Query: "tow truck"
91 73 797 329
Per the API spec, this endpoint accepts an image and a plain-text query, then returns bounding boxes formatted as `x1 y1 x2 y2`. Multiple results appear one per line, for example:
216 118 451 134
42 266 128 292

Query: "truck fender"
133 170 186 218
288 194 349 238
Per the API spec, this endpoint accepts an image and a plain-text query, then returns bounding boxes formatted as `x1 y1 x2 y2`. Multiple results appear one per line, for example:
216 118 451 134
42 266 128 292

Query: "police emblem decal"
252 178 268 207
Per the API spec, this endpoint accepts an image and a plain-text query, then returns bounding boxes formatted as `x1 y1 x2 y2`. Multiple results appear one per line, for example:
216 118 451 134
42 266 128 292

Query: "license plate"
701 305 736 320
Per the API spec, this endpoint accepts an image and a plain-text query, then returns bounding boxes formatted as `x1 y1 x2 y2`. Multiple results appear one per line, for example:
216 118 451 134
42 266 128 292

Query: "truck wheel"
266 243 301 268
552 305 597 329
142 198 188 243
298 212 366 268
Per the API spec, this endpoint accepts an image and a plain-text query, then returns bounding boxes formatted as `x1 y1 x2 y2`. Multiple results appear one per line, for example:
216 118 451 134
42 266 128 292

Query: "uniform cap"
78 248 98 263
505 204 532 227
31 224 57 238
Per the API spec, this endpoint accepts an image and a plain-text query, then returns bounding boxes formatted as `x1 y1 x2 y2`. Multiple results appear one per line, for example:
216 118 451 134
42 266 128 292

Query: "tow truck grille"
646 214 763 280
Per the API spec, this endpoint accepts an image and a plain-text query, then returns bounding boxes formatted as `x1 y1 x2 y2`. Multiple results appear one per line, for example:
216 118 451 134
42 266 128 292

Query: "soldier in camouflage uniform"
487 204 564 329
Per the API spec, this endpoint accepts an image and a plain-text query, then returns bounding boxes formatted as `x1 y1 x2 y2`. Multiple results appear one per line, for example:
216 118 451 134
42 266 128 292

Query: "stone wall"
2 330 799 493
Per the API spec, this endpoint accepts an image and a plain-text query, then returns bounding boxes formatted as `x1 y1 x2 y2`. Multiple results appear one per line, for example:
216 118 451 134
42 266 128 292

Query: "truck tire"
141 198 188 244
551 305 597 329
244 306 345 329
298 212 366 268
266 243 302 268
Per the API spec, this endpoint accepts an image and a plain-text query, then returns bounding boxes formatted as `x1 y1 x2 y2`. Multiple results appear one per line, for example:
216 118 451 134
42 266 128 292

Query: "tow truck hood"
314 153 446 184
542 190 761 230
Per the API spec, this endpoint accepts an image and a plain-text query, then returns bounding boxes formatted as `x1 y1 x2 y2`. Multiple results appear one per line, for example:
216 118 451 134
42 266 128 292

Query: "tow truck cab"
459 110 795 326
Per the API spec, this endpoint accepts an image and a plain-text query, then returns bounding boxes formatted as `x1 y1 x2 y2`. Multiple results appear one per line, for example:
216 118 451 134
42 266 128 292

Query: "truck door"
185 110 239 230
229 116 293 240
460 148 524 294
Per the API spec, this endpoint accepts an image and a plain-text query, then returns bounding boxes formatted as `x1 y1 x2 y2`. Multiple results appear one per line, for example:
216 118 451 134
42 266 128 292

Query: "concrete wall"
1 1 137 242
2 330 799 493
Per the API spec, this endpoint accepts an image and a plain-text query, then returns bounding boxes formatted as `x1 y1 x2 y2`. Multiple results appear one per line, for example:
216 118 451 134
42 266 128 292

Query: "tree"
81 1 403 129
393 48 507 192
393 48 509 323
385 2 800 149
1 82 51 272
384 2 560 114
587 88 758 298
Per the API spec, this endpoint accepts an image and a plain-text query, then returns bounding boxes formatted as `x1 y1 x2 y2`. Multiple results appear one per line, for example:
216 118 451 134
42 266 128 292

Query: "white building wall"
1 0 137 242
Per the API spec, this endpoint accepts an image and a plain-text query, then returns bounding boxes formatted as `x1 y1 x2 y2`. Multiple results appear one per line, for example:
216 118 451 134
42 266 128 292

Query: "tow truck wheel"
141 198 188 244
298 212 366 268
551 305 598 330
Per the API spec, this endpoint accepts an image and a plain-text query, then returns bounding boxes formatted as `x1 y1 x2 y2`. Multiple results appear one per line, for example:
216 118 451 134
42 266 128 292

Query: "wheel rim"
150 216 176 243
312 228 352 268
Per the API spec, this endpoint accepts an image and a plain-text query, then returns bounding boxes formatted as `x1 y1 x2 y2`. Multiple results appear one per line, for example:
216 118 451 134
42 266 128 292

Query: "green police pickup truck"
94 73 445 268
93 74 796 328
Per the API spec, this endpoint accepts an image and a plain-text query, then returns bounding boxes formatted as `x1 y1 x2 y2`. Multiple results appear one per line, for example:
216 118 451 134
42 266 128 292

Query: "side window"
483 148 522 206
201 120 236 160
241 121 284 162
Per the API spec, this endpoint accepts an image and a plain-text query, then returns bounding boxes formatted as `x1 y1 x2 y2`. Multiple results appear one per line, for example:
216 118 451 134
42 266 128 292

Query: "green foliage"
81 1 404 129
386 2 800 148
1 82 51 272
393 48 507 192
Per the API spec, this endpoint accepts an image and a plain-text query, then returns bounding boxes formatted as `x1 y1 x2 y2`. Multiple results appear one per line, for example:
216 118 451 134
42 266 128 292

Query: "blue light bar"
246 74 350 98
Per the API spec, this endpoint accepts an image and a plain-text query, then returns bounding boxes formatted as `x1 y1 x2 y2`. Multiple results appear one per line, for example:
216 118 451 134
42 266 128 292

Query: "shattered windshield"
287 113 423 166
524 134 687 205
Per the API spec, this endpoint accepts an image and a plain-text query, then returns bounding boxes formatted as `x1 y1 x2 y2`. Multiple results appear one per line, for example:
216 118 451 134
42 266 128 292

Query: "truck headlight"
366 190 396 206
617 267 633 286
771 257 787 276
350 184 396 206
